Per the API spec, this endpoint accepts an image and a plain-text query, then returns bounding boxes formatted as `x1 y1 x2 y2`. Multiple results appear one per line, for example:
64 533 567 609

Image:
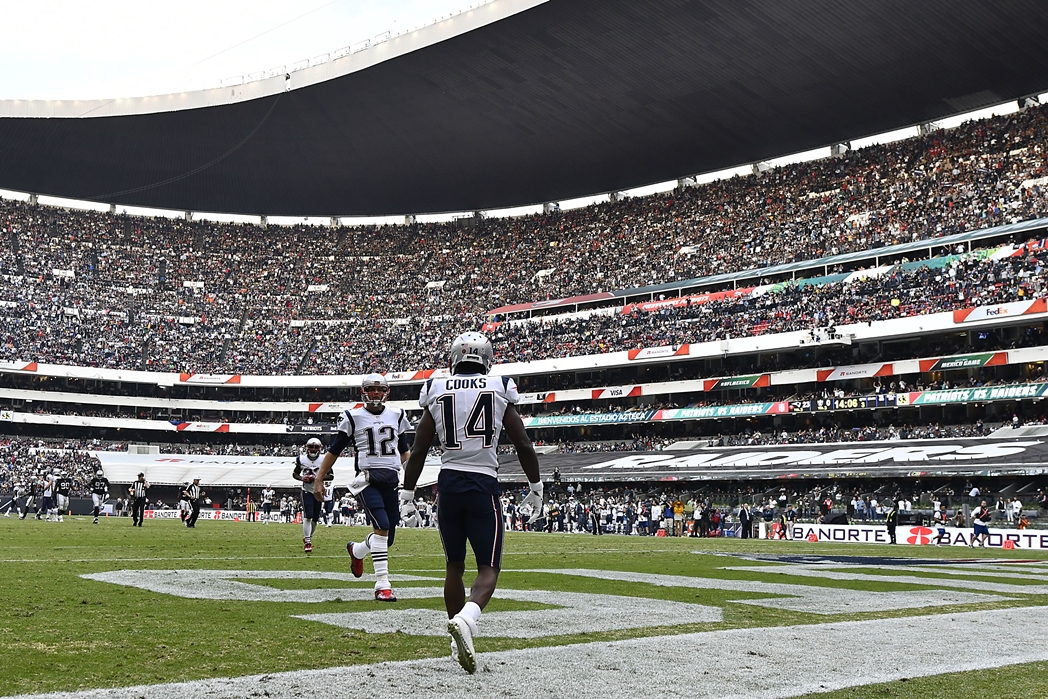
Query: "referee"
183 477 201 528
128 473 149 527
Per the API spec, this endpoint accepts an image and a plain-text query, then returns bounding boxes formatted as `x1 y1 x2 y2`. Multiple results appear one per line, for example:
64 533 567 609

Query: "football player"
55 470 73 522
89 469 110 524
41 471 57 522
932 504 948 546
402 332 541 673
294 438 330 552
314 373 410 601
261 484 276 524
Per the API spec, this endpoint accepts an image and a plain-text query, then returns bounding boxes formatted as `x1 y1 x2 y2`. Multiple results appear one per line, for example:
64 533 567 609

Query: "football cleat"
348 542 364 577
374 588 397 602
304 538 313 553
447 616 477 674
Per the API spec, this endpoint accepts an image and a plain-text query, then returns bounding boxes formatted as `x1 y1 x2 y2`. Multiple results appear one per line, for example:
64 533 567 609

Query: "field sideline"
2 517 1047 698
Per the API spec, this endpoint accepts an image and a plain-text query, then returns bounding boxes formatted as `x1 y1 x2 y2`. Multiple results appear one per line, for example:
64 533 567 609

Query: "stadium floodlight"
351 39 370 54
222 76 243 88
313 53 330 66
373 31 390 45
291 60 309 72
247 72 265 83
266 66 286 78
332 46 350 60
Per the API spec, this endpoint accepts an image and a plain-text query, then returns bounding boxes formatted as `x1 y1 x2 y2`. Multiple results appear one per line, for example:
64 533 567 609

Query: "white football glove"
347 471 369 496
522 481 544 524
399 488 418 521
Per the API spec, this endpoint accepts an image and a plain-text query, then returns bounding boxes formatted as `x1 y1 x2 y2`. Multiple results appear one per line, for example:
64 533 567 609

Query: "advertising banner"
953 298 1047 323
918 352 1008 372
177 373 242 384
816 364 894 382
627 345 690 361
522 411 657 427
909 383 1048 405
794 523 1048 550
654 402 790 420
702 375 769 391
621 287 755 314
286 424 339 433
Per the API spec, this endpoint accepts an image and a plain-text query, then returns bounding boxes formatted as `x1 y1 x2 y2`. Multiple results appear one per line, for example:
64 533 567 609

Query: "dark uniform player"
403 332 541 674
90 470 110 524
293 438 331 552
314 373 411 601
55 471 74 522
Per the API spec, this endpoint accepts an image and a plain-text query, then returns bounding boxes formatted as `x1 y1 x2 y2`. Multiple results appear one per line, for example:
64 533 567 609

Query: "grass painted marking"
9 606 1048 699
520 568 1009 614
295 589 721 637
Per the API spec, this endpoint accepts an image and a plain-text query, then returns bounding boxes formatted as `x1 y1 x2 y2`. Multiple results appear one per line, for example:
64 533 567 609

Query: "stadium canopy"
2 0 1048 217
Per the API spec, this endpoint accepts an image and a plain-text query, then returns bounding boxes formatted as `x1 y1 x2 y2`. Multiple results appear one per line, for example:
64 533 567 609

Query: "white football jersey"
295 453 326 491
261 488 275 504
419 373 518 479
337 406 410 473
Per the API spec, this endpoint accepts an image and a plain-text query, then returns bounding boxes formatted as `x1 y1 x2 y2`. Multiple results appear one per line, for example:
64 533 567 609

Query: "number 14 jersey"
419 373 518 479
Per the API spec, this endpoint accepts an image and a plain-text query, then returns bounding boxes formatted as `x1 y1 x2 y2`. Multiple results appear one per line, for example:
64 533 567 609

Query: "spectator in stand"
3 103 1048 375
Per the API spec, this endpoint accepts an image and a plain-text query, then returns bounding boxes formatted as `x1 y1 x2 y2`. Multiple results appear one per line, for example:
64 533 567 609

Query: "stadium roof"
2 0 1048 217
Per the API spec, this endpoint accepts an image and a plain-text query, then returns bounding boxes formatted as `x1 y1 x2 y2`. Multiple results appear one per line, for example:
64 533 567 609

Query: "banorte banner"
794 523 1048 550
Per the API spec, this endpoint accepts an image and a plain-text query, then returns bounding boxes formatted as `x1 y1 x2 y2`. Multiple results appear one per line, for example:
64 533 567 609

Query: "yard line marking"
10 605 1048 699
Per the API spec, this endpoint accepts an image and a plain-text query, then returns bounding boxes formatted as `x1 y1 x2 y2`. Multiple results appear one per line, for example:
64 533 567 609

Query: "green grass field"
1 516 1047 698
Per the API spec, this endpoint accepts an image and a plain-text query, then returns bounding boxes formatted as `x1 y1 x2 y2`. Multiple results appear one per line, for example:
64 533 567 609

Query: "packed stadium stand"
4 45 1048 525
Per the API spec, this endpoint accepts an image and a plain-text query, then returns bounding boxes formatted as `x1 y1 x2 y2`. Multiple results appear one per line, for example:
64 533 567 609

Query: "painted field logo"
907 526 934 545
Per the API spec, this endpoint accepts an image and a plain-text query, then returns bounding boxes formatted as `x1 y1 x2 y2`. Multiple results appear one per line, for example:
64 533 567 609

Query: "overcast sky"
1 0 480 100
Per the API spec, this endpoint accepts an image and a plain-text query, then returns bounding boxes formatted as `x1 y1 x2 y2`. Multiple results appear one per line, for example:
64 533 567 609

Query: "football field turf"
2 517 1047 698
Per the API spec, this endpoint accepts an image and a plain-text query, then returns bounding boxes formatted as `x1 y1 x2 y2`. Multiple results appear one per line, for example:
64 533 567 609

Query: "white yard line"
719 564 1048 595
8 605 1048 699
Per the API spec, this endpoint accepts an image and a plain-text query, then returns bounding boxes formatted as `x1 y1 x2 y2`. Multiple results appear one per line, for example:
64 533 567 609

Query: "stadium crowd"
2 104 1048 374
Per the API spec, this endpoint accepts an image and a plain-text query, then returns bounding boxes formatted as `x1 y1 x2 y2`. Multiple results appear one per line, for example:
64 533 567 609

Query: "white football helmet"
360 373 390 408
449 332 493 374
305 438 323 459
96 469 104 478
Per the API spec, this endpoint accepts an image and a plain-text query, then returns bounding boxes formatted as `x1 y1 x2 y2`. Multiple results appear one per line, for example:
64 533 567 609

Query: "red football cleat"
347 542 364 578
374 588 397 602
303 538 313 553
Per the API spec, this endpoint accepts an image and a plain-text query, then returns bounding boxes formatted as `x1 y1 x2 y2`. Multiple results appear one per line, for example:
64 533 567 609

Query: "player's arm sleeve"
397 410 411 455
328 411 355 456
418 380 434 409
501 375 520 404
292 455 303 480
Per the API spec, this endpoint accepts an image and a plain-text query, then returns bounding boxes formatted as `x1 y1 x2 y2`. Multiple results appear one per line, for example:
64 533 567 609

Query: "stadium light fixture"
352 39 370 54
266 66 286 78
291 60 309 72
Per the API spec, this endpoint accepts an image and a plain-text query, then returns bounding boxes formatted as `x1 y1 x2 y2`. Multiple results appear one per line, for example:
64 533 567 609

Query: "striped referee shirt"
131 480 149 498
186 484 200 501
